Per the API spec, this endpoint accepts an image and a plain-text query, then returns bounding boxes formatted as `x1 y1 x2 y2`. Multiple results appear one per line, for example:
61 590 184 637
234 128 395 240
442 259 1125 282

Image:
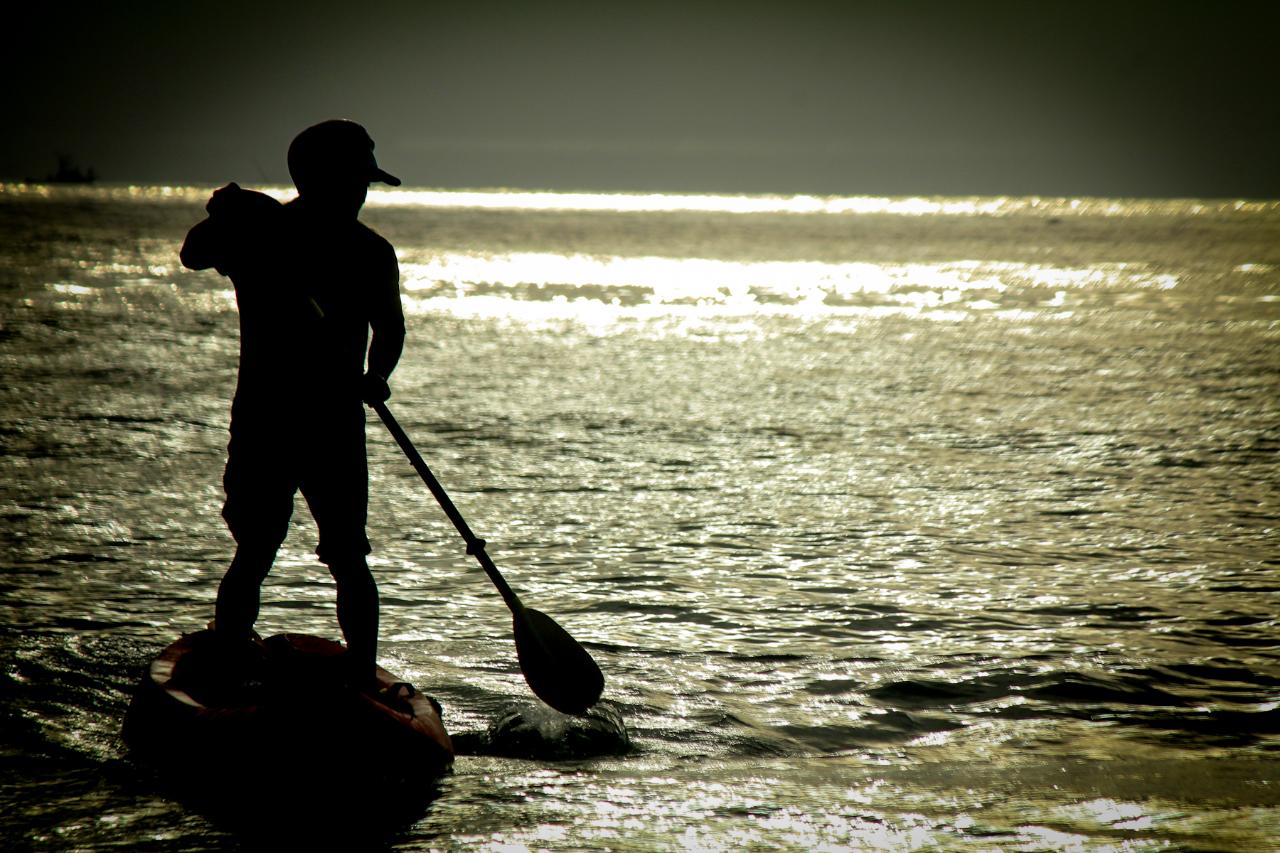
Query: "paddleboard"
125 630 453 789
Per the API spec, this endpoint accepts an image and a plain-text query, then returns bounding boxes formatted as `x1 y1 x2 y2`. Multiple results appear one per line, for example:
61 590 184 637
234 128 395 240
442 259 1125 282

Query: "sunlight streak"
396 250 1181 331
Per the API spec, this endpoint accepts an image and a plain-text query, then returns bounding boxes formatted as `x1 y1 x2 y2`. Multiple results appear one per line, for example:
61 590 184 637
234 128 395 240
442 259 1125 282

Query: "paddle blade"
513 607 604 715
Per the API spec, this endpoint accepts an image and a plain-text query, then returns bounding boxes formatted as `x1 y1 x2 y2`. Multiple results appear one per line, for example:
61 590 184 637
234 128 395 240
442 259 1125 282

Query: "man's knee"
222 541 278 589
324 552 374 584
228 526 285 559
223 501 291 553
316 534 372 571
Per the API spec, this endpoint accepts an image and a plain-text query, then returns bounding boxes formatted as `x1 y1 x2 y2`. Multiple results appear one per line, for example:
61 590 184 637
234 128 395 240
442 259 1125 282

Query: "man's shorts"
222 407 371 564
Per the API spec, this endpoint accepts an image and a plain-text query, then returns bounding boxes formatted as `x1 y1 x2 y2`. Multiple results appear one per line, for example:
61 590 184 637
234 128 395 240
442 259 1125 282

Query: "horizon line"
2 181 1277 216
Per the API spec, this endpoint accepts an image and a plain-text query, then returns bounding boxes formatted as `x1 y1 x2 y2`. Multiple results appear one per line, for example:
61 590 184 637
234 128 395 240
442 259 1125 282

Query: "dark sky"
7 1 1278 197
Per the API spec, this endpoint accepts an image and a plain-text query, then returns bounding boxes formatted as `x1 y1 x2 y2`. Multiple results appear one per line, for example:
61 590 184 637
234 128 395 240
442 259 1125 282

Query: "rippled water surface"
2 185 1279 850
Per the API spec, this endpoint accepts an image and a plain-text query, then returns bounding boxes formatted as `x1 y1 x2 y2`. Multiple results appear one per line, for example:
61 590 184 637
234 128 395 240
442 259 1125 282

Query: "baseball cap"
287 119 401 190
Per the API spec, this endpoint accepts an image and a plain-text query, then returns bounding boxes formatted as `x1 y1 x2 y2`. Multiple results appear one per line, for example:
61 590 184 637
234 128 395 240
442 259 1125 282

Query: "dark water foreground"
2 185 1278 850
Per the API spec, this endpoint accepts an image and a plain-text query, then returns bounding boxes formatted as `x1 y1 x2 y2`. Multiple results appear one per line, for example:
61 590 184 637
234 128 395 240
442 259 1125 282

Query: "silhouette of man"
180 120 405 689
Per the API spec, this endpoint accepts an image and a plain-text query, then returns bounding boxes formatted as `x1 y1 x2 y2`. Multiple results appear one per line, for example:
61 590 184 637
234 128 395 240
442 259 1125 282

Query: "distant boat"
39 154 97 184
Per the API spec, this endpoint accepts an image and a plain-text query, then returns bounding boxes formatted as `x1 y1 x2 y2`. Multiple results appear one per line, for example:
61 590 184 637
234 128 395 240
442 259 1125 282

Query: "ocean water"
1 183 1278 851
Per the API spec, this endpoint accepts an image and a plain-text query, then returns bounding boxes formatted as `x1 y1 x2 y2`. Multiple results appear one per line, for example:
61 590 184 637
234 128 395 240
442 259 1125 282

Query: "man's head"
288 120 400 217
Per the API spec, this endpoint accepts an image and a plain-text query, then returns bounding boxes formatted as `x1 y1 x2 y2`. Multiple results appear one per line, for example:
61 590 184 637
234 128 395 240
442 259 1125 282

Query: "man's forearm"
366 324 405 381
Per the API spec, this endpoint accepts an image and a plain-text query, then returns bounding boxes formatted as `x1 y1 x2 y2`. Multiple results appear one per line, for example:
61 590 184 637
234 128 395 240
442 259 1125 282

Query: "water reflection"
411 751 1279 851
395 250 1181 332
2 186 1277 850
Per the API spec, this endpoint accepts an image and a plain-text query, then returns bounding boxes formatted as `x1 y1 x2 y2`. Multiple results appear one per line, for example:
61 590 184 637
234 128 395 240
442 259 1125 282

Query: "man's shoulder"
353 220 391 248
353 221 397 264
207 183 283 221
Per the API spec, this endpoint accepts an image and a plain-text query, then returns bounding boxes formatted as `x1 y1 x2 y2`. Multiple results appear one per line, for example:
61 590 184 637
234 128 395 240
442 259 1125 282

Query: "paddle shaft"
371 401 523 614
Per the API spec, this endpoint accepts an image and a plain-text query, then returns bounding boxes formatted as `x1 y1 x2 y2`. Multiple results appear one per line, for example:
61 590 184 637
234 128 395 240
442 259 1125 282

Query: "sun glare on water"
355 188 1209 333
397 249 1179 333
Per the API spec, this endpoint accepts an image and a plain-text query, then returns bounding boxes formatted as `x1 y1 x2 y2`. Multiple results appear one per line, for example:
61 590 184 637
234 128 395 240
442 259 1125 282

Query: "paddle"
371 401 604 715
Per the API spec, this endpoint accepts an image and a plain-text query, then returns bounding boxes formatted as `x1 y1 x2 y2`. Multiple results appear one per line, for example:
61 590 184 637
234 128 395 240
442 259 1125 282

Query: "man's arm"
180 215 225 272
180 183 244 272
179 183 281 276
363 241 405 402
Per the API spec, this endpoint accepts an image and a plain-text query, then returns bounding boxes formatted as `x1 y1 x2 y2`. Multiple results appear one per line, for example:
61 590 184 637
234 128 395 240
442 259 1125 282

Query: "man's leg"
327 556 380 687
218 424 294 640
215 540 280 639
303 408 376 686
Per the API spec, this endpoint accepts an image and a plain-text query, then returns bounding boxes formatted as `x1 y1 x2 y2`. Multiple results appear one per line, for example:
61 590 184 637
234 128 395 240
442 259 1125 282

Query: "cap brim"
370 167 401 187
